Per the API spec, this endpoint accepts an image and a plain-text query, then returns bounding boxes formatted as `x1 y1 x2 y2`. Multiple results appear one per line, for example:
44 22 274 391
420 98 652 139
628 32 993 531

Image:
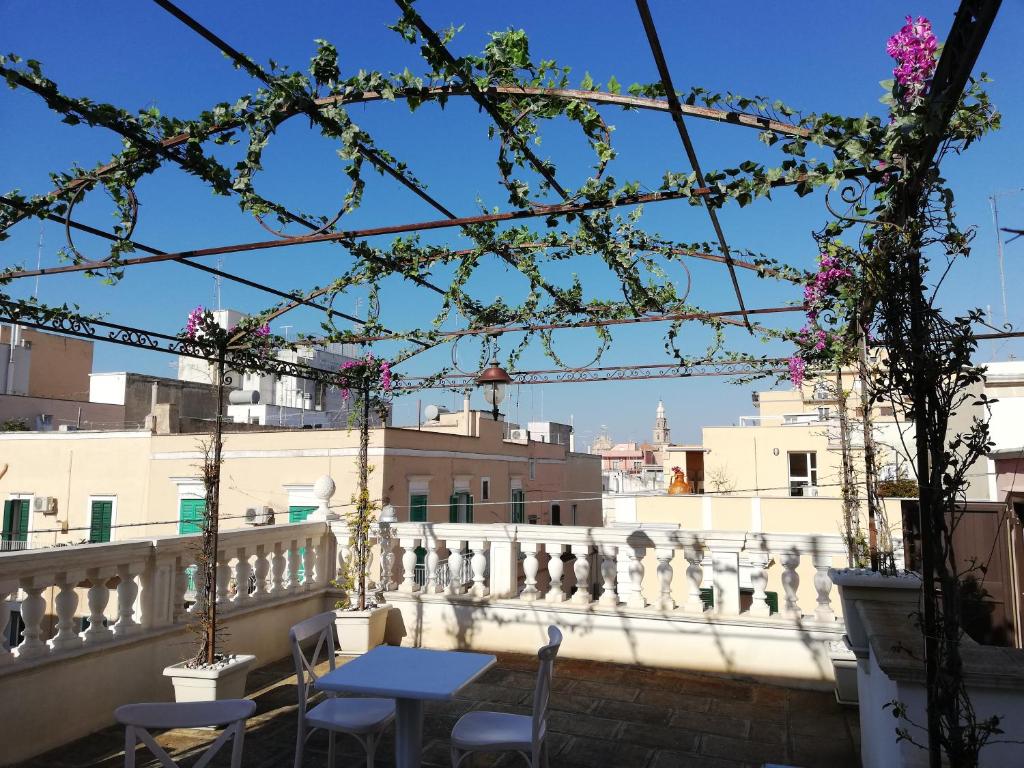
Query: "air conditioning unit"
807 486 820 497
33 496 58 515
508 428 527 441
58 424 78 432
244 506 274 526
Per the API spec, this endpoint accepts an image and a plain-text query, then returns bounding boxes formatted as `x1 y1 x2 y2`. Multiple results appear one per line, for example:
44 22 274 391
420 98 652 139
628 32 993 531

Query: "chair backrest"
531 625 563 742
289 611 337 716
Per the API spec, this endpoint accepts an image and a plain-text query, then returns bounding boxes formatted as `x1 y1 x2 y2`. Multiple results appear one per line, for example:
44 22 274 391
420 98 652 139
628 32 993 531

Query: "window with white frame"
788 451 818 497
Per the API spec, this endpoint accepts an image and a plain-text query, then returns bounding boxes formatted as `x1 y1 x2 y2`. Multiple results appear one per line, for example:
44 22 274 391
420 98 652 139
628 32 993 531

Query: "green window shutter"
179 499 206 535
410 495 428 523
466 495 473 524
288 505 316 523
511 490 525 524
2 500 12 543
17 500 28 540
89 501 113 543
449 494 459 523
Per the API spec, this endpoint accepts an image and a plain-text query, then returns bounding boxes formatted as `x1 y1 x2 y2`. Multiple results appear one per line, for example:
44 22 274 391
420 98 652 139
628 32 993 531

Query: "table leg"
394 697 424 768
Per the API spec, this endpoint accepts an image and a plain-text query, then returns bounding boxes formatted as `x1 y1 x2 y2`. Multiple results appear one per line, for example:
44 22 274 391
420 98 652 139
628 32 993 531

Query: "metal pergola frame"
0 0 998 393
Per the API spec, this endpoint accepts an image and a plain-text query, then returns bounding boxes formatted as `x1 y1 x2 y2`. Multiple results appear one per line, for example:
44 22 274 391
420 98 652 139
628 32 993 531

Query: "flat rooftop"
20 652 860 768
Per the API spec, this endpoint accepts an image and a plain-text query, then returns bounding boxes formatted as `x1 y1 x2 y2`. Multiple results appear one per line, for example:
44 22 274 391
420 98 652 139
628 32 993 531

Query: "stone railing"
351 521 850 623
0 521 330 666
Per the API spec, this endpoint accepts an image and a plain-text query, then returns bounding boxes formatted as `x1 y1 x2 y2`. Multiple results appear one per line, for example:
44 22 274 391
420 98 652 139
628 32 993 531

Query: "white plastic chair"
450 625 563 768
290 611 395 768
115 699 256 768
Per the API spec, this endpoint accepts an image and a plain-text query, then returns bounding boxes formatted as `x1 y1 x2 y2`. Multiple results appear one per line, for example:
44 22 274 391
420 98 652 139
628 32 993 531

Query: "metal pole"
990 195 1009 328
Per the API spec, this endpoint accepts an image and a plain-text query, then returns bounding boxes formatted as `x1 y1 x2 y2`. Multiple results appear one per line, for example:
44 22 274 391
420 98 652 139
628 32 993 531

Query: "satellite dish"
424 404 440 422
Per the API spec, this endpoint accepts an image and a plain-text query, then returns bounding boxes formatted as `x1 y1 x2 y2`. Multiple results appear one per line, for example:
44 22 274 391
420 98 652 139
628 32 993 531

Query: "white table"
315 645 496 768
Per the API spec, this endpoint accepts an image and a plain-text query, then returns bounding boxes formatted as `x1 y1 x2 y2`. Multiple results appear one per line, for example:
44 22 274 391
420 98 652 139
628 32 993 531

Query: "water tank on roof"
229 390 260 405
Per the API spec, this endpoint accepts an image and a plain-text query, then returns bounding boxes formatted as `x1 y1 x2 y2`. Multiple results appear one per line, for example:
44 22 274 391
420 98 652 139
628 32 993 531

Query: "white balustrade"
82 571 114 644
112 563 141 636
570 544 592 605
626 545 647 609
748 551 771 617
399 537 419 594
232 548 251 607
252 545 269 601
424 536 441 595
520 543 540 601
215 551 230 605
655 547 676 611
780 547 801 617
598 545 619 607
545 543 566 603
287 540 301 591
49 573 83 651
812 552 836 621
16 578 47 658
469 540 489 598
446 541 466 596
302 537 315 589
682 541 705 614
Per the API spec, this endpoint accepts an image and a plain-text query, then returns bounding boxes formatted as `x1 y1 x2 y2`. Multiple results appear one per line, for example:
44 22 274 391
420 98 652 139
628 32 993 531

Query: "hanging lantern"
476 358 512 421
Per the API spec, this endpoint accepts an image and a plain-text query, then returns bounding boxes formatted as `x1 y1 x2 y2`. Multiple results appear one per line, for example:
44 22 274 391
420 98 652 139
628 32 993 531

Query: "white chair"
450 625 563 768
290 611 395 768
115 699 256 768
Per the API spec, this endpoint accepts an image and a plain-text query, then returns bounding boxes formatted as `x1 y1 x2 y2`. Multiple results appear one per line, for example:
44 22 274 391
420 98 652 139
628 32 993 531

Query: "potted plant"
162 307 281 701
332 353 393 655
667 466 688 495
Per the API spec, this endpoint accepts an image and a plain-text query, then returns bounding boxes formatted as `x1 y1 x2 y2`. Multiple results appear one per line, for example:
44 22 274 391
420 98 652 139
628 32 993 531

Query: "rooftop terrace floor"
17 653 860 768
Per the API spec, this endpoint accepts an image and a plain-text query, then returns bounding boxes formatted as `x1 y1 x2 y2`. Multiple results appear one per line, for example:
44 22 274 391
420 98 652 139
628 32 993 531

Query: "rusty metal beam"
635 0 750 331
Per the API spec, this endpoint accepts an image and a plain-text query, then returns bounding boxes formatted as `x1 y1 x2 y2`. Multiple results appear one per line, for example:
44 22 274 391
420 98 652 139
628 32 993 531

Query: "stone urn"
667 469 688 495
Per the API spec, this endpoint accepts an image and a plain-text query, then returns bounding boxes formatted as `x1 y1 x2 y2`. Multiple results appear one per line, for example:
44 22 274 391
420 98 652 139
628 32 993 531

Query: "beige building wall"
0 410 601 546
0 327 94 401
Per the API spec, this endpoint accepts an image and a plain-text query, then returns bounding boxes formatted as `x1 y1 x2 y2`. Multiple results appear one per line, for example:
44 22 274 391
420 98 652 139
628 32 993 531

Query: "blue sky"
2 1 1022 446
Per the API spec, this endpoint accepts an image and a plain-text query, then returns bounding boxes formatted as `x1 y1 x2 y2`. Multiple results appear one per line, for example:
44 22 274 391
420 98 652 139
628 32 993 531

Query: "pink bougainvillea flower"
255 324 270 337
185 306 205 338
886 16 937 103
788 356 806 388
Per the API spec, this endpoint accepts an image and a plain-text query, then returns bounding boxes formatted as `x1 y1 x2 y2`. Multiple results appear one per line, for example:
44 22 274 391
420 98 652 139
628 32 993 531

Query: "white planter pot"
828 640 859 706
830 568 920 657
163 654 256 703
334 605 389 655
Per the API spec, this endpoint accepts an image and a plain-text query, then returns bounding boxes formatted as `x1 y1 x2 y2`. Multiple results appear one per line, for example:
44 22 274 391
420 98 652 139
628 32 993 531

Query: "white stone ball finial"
311 475 337 521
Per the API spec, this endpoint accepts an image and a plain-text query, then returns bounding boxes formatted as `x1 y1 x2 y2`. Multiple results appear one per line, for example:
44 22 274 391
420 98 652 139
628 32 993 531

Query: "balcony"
0 520 854 763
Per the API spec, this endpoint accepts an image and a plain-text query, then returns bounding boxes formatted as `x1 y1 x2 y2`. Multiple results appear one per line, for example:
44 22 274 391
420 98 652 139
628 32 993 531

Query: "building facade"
0 409 601 550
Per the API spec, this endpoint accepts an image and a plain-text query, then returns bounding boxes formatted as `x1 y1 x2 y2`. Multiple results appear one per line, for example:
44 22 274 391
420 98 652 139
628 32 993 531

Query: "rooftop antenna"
33 222 43 299
280 325 293 343
214 257 223 310
990 189 1024 328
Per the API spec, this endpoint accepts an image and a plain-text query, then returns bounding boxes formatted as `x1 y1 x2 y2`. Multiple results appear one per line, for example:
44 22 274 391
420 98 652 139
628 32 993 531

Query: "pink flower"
380 360 392 392
788 356 806 388
255 324 270 337
185 306 205 338
886 16 937 103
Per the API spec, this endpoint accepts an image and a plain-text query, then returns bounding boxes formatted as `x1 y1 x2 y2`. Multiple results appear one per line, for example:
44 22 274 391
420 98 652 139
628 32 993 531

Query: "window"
481 478 490 501
449 492 473 523
788 452 818 497
511 489 525 524
529 459 536 480
88 499 113 543
572 504 578 525
179 498 206 534
1 499 29 550
409 494 428 523
551 504 561 525
817 406 830 421
289 505 316 523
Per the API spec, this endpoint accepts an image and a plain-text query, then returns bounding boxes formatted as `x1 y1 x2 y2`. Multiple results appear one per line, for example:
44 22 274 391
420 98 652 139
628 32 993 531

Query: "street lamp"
477 358 512 421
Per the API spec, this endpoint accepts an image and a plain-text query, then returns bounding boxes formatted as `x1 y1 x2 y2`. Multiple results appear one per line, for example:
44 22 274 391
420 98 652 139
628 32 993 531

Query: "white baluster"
271 544 286 596
599 545 619 607
655 548 676 611
0 581 16 663
16 579 47 658
216 551 231 605
113 564 141 636
81 572 114 643
173 560 189 623
231 548 250 606
446 542 466 596
399 537 419 594
626 546 647 609
287 540 301 591
748 552 771 617
302 537 315 589
520 543 540 601
780 547 801 617
425 537 441 595
49 574 83 651
252 545 269 601
812 552 836 621
187 563 206 616
379 534 395 592
469 540 489 598
683 542 705 614
570 544 592 605
545 543 566 602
